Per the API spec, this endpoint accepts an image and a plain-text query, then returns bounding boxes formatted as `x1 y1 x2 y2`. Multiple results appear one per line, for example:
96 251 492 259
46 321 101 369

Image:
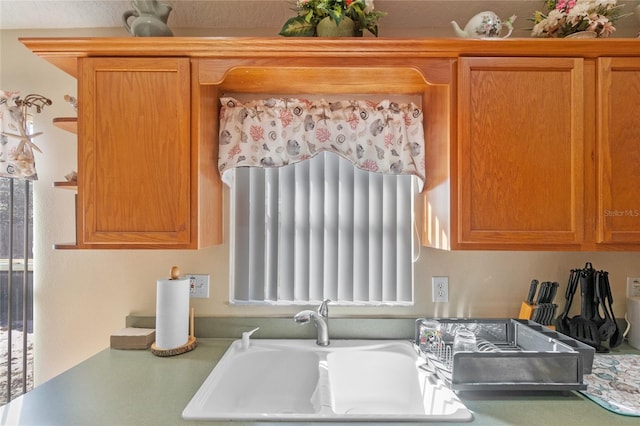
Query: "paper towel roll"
627 296 640 350
155 278 190 350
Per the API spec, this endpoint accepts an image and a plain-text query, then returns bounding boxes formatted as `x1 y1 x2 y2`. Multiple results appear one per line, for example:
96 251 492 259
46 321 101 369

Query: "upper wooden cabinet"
78 58 193 247
596 57 640 245
70 57 221 249
448 56 640 250
19 38 640 251
454 57 585 249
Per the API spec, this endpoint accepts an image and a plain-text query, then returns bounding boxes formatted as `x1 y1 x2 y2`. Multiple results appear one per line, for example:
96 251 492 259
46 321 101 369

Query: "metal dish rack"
415 318 595 391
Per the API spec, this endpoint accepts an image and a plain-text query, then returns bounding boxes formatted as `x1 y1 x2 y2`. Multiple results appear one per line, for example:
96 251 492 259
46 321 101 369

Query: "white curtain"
0 91 48 180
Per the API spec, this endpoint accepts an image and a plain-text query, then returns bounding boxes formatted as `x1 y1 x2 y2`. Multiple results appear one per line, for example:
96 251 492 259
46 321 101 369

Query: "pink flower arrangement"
531 0 628 38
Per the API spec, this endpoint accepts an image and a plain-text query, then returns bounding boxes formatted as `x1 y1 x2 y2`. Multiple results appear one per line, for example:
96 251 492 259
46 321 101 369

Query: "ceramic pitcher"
122 0 173 37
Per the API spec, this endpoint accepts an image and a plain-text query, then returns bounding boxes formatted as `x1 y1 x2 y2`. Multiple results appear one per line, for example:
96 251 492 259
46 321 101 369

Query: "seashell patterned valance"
217 97 425 187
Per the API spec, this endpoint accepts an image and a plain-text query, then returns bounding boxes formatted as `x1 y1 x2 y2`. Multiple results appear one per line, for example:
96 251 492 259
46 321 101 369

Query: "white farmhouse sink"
182 339 472 422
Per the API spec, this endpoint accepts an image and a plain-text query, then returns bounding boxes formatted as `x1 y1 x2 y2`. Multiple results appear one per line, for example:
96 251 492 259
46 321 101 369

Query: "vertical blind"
230 151 416 305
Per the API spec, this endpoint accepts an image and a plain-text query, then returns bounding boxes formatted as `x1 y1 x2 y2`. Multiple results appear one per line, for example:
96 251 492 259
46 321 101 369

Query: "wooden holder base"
518 301 556 330
150 335 197 357
518 301 535 321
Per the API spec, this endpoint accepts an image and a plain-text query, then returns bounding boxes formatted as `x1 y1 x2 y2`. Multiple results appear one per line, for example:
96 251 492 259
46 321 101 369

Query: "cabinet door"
597 58 640 244
79 58 191 246
456 57 584 249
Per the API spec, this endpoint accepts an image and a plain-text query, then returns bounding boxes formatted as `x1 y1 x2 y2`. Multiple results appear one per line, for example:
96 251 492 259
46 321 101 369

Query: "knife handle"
526 279 538 305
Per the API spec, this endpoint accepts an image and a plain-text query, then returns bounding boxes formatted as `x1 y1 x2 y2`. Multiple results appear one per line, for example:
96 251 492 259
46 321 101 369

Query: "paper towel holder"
150 266 198 357
151 309 197 357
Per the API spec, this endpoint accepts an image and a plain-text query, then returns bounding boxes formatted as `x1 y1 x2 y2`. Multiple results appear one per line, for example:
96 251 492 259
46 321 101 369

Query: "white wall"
2 20 640 385
2 0 640 36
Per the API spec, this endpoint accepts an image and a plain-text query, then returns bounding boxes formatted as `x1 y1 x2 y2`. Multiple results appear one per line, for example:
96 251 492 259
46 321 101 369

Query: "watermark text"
604 209 640 217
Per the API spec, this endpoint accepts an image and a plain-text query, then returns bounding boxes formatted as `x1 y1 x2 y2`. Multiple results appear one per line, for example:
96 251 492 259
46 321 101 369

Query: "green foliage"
279 16 316 37
279 0 386 37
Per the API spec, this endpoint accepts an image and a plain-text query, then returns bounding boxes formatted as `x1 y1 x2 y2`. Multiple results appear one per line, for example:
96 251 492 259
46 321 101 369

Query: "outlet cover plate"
188 274 210 299
432 276 449 303
628 277 640 298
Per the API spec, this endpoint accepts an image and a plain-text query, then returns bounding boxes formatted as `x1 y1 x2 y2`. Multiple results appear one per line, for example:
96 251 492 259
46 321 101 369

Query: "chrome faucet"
294 299 330 346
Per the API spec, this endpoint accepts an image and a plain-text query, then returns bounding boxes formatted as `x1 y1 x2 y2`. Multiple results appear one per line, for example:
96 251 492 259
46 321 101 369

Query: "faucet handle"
242 327 259 350
318 299 330 317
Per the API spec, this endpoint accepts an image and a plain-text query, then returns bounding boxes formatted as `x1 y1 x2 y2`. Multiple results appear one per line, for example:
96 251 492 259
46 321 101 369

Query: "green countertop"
1 338 638 426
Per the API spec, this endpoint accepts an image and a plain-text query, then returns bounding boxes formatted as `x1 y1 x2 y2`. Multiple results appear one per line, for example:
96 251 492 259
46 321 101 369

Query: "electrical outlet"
188 274 210 298
628 277 640 298
432 276 449 303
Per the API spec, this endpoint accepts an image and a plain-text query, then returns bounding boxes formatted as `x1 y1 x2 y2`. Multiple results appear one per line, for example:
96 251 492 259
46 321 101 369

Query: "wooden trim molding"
20 37 640 78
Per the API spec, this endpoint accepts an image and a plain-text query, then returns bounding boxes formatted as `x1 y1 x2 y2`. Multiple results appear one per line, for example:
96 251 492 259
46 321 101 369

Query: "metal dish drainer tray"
415 318 595 391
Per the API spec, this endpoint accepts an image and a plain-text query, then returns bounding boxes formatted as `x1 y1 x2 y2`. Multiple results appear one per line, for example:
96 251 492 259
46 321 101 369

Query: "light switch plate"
188 274 210 298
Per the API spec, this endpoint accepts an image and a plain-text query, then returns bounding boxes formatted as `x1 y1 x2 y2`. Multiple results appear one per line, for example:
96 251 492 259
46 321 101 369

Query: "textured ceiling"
0 0 293 30
2 1 130 29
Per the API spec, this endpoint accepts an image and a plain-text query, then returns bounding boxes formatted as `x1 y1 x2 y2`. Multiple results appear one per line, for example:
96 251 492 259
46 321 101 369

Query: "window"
0 177 34 404
229 151 419 305
0 91 42 404
219 97 425 306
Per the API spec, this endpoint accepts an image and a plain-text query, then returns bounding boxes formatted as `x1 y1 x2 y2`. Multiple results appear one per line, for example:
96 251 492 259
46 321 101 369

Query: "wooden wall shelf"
53 181 77 190
53 243 79 250
53 117 77 134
